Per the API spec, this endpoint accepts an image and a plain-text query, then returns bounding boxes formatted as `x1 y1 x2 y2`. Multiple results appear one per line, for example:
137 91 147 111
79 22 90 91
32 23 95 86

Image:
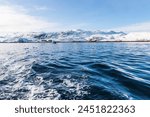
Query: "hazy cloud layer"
114 22 150 32
0 5 61 32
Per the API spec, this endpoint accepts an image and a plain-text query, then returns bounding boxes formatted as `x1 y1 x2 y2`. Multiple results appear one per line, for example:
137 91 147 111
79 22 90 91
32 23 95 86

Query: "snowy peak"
0 30 150 42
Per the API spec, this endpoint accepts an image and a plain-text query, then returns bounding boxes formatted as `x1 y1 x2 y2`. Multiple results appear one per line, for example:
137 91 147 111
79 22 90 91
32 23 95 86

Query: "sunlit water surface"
0 43 150 100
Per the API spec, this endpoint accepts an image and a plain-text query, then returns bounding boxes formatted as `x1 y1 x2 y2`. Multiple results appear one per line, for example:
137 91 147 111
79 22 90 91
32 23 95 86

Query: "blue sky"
0 0 150 32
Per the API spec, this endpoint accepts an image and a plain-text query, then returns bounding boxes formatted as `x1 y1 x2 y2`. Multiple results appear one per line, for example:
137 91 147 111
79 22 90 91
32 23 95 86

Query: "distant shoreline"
0 41 150 43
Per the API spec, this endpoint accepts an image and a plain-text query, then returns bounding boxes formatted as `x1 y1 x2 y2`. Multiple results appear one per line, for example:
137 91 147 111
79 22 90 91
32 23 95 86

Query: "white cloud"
0 5 61 32
114 22 150 32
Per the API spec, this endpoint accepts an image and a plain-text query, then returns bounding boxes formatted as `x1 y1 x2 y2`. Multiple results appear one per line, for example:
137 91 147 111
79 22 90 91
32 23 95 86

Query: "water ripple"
0 43 150 100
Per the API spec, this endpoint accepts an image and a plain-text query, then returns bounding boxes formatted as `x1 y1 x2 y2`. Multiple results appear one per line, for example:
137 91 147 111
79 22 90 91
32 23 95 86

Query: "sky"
0 0 150 32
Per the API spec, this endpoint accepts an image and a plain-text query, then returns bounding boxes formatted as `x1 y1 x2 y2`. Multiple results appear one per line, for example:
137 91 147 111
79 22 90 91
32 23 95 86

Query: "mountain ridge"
0 30 150 42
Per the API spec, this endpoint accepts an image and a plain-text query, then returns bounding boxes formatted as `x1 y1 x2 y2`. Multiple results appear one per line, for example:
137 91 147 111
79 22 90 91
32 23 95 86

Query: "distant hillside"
0 30 150 42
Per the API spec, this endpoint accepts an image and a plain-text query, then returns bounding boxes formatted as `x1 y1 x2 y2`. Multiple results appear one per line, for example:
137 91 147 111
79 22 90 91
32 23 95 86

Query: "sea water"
0 42 150 100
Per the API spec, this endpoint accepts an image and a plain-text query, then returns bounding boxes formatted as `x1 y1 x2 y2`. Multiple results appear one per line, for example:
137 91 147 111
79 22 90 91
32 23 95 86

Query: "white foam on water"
62 75 89 97
26 76 61 100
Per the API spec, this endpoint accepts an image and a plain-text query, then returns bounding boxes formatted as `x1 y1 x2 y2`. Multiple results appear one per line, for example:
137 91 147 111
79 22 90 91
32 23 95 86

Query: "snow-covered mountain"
0 29 150 42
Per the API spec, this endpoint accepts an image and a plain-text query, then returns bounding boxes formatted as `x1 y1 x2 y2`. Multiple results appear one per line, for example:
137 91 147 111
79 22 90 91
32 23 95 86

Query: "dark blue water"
0 43 150 100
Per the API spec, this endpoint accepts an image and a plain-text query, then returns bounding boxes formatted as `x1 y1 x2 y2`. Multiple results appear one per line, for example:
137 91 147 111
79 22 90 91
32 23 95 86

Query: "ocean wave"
0 43 150 100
